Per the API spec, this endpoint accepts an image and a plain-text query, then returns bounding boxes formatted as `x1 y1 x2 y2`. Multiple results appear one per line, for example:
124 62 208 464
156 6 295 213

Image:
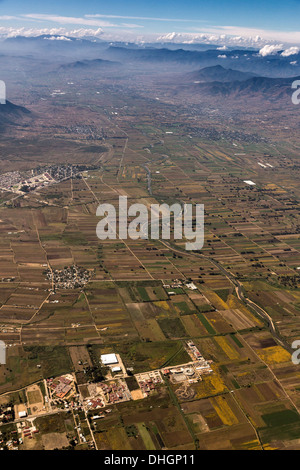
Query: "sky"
0 0 300 46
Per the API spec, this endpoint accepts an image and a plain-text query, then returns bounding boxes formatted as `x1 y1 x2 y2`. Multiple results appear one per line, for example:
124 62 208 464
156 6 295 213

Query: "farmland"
0 51 300 451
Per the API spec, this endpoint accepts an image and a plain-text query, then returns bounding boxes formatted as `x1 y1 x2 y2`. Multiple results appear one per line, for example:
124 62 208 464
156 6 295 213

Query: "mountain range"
0 100 30 128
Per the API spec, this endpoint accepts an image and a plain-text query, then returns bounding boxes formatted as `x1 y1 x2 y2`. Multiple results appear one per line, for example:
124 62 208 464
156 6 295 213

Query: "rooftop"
101 353 118 365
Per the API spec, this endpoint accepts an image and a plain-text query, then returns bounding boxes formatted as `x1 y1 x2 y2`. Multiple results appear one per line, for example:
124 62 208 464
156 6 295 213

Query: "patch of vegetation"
214 289 230 302
158 318 188 339
197 313 216 335
230 334 244 348
197 304 215 313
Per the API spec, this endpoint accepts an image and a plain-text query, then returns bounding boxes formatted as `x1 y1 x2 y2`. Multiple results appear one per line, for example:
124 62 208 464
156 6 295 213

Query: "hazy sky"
0 0 299 45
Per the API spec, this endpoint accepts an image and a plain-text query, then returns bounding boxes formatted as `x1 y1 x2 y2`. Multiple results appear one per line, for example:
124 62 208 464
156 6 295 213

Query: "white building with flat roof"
101 353 118 365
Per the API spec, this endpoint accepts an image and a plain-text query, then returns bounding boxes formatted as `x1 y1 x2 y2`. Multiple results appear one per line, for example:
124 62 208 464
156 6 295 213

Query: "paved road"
119 168 291 354
142 164 152 195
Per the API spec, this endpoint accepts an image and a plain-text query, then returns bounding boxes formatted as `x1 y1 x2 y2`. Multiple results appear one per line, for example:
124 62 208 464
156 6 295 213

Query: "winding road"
141 162 291 353
159 239 292 354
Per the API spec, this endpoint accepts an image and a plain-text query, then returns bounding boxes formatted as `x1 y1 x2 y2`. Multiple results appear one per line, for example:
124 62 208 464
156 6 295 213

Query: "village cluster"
0 164 95 194
163 279 198 293
0 170 55 194
0 342 213 449
80 344 213 414
46 265 92 290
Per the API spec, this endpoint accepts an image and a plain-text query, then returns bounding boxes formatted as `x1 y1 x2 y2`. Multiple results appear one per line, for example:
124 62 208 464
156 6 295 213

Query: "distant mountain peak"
0 100 30 128
59 58 120 71
187 65 258 83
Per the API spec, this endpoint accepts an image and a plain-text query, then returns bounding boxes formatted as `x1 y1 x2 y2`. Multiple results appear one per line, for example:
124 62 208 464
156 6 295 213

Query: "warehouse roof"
101 353 118 365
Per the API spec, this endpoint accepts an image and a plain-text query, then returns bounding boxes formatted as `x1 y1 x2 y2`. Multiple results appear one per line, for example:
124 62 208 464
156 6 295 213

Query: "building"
100 354 118 366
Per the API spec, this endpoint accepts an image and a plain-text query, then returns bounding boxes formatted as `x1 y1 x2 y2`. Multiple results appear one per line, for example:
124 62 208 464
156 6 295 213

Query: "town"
46 265 93 290
0 164 99 194
0 342 213 450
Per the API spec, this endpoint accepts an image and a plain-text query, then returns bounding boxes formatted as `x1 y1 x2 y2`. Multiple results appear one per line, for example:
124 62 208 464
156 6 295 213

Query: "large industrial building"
100 354 118 366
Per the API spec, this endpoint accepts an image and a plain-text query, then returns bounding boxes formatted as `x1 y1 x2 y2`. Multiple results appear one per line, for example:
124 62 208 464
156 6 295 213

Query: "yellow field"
215 336 240 360
226 295 264 326
154 301 169 311
211 396 239 426
240 439 262 450
264 183 286 194
257 346 291 364
195 367 228 399
205 291 228 310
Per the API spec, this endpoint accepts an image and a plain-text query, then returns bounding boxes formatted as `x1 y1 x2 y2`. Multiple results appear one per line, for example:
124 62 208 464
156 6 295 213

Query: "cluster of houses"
46 265 92 290
97 381 130 405
135 371 163 397
47 374 75 399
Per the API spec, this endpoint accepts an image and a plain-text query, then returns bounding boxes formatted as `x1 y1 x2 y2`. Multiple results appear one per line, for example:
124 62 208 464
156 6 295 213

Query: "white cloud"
197 25 300 45
44 36 71 41
158 32 221 45
0 17 298 50
281 46 299 57
120 23 144 29
66 28 104 38
19 13 147 31
157 32 266 47
258 44 283 56
23 13 117 27
158 26 300 48
0 16 19 20
218 54 227 58
0 26 104 39
85 14 197 22
0 11 299 49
